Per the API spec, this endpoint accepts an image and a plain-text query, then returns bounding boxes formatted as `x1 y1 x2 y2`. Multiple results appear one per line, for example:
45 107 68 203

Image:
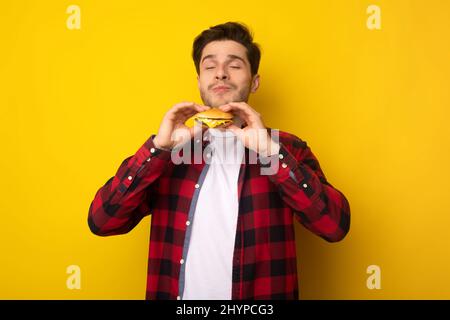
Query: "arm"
87 136 171 236
88 102 210 236
260 138 351 242
217 102 350 242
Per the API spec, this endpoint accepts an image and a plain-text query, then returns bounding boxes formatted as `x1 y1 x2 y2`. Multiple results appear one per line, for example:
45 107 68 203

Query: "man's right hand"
153 102 210 150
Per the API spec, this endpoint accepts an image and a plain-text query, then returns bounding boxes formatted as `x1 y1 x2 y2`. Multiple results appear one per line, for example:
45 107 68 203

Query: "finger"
226 102 256 118
193 104 210 113
178 103 209 115
170 102 195 120
220 104 251 124
219 103 238 115
172 101 195 113
218 104 232 112
176 103 207 119
220 103 251 117
173 109 200 125
176 108 197 120
228 102 264 127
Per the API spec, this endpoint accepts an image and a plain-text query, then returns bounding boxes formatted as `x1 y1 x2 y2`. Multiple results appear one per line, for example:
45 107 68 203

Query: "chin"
214 97 236 107
209 100 227 108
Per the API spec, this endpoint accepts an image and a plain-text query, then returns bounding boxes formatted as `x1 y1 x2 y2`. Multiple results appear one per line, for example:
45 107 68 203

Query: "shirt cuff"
135 135 172 165
125 135 172 179
258 143 312 190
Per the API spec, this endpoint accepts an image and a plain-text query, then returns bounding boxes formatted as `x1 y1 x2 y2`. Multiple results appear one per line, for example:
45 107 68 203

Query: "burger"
193 108 233 128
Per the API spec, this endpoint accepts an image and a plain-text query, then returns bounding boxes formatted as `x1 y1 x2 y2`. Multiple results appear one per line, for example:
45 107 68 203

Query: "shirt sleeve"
258 139 351 242
88 135 171 236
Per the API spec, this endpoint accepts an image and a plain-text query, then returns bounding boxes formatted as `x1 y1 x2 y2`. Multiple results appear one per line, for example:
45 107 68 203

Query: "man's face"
198 40 259 108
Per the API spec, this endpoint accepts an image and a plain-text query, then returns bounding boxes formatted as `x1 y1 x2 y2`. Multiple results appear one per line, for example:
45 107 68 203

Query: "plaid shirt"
88 129 350 300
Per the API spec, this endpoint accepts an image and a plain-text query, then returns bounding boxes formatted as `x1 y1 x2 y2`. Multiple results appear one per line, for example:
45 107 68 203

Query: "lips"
212 86 231 93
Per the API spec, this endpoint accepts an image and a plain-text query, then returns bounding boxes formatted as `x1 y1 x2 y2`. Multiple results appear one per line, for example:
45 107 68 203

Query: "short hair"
192 22 261 76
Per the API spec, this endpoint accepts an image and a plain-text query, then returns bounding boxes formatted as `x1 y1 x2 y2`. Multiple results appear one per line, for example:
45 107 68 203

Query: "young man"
88 22 350 300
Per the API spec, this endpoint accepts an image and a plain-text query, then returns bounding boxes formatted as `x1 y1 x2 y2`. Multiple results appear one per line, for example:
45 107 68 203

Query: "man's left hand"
219 102 280 157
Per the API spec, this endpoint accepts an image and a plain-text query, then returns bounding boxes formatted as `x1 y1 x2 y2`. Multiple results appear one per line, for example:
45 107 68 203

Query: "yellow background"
1 0 449 299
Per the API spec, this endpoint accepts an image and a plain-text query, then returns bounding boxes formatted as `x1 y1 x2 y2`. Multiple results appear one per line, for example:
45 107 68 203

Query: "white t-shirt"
182 128 244 300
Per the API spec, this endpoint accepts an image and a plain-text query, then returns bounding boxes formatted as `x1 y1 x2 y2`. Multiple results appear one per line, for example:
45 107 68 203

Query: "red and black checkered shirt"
88 129 350 300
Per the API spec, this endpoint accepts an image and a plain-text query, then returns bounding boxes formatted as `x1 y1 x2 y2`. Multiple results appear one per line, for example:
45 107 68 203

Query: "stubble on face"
199 83 251 107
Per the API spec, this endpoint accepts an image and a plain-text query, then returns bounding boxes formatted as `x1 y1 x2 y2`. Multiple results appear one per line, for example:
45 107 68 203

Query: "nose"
215 67 229 81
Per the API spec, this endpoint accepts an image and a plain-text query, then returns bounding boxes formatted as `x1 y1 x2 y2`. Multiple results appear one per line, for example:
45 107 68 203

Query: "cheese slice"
197 118 232 128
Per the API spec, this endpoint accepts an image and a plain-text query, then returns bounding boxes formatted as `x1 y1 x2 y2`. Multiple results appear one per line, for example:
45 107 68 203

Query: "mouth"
212 86 231 93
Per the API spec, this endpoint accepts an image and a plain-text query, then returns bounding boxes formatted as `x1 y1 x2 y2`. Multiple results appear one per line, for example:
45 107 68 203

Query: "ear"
250 74 260 93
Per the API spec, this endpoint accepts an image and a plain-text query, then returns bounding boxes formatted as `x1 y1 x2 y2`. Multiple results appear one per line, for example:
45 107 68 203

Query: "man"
88 22 350 300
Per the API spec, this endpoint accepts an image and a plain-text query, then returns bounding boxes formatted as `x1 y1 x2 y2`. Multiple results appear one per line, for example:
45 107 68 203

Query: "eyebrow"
201 54 247 65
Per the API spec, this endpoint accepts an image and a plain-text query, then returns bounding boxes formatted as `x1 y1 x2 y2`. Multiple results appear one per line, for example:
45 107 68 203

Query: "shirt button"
195 184 200 189
279 154 284 159
303 183 308 188
146 157 151 162
180 259 184 264
186 221 190 226
177 296 181 300
196 139 201 144
127 176 133 180
150 148 156 154
206 153 211 158
281 163 287 169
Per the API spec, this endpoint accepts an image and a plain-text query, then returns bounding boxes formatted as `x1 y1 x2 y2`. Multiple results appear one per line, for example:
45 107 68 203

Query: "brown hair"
192 22 261 76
